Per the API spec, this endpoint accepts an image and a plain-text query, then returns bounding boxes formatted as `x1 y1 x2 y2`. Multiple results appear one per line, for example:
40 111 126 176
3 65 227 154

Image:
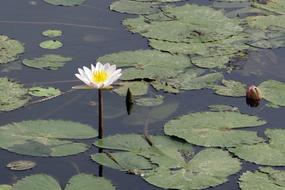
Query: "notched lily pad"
0 77 30 112
39 40 63 49
0 120 98 157
6 160 36 171
212 79 246 97
134 95 164 107
114 81 148 96
0 35 24 64
259 80 285 106
28 87 61 97
23 54 72 70
110 0 159 15
239 167 285 190
230 129 285 166
208 104 239 112
164 111 266 147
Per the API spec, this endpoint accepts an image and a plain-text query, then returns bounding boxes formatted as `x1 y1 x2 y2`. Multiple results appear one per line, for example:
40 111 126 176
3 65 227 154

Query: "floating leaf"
28 87 61 97
239 167 285 190
91 152 153 172
208 104 239 112
110 0 158 15
39 40 63 50
135 95 164 107
0 35 24 64
123 101 179 125
252 0 285 15
0 78 30 112
166 69 224 91
65 174 116 190
42 29 63 38
98 50 191 80
6 160 36 171
23 54 72 70
114 81 148 96
212 79 246 97
259 80 285 106
151 80 179 93
230 129 285 166
43 0 86 6
143 149 241 190
0 185 11 190
164 111 266 147
0 120 98 157
12 174 115 190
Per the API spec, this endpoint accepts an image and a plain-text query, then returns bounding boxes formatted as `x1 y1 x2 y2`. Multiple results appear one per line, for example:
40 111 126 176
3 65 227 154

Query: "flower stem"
98 89 103 139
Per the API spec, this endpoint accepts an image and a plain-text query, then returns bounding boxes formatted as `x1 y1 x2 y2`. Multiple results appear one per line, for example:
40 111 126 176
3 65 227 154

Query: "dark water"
0 0 285 189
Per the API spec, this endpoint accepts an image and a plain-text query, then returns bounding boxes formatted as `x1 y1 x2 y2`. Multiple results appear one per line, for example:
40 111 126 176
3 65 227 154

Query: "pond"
1 0 285 190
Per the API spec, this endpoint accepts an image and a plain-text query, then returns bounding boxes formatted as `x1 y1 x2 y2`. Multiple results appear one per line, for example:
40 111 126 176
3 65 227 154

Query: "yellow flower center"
92 70 108 83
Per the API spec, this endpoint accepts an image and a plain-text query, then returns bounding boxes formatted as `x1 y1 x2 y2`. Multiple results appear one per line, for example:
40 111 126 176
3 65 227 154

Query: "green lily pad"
91 152 153 172
253 0 285 15
7 160 36 171
94 134 194 169
259 80 285 106
135 95 164 107
23 54 72 70
12 174 115 190
110 0 158 15
43 0 86 6
123 4 243 43
114 81 148 96
230 129 285 166
0 35 24 64
28 87 61 97
166 69 224 91
212 80 246 97
208 104 239 112
42 29 63 38
0 185 11 190
0 120 98 157
151 80 179 93
164 111 266 147
39 40 63 49
143 148 241 190
98 50 191 80
0 77 30 112
239 167 285 190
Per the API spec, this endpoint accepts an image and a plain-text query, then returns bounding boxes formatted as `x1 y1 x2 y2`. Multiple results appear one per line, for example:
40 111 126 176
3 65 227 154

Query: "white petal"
106 64 116 75
75 74 91 86
104 63 111 71
83 66 92 80
78 68 90 82
95 62 103 71
91 64 96 73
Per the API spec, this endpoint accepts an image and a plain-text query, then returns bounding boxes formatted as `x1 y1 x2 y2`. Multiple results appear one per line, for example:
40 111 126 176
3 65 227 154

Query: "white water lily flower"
75 62 122 89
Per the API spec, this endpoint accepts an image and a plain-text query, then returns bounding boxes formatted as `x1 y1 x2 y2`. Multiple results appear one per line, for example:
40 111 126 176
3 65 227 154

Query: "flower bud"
246 85 262 101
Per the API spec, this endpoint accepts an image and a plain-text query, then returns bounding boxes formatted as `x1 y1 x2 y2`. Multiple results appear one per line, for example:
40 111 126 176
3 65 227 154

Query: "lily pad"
258 80 285 106
0 120 98 157
0 185 11 190
42 29 63 38
110 0 158 15
28 87 61 97
6 160 36 171
151 80 179 93
0 77 30 112
143 149 241 190
23 54 72 70
114 81 148 96
134 95 164 107
12 174 115 190
98 50 191 80
164 111 266 147
0 35 24 64
93 135 240 190
252 0 285 15
212 79 246 97
239 167 285 190
208 104 239 112
43 0 86 6
230 129 285 166
39 40 63 49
